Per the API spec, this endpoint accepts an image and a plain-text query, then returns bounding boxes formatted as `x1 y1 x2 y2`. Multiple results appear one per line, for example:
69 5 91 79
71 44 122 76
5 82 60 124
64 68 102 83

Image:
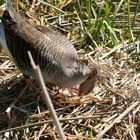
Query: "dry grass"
0 0 140 140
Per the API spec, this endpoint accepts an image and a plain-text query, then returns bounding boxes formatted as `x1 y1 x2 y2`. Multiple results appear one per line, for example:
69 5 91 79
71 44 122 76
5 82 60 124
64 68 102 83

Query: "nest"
0 0 140 139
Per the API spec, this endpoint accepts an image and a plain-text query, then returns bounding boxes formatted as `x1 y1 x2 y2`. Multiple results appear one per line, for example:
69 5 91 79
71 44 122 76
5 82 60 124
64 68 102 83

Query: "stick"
27 51 66 140
96 101 139 140
0 115 102 134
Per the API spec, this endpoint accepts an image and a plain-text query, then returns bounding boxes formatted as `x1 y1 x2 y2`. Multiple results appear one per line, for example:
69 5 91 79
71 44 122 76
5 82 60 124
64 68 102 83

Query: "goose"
0 0 97 95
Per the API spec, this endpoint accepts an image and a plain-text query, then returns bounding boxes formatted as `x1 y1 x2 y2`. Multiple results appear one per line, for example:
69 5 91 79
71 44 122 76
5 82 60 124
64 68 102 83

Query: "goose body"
0 0 97 94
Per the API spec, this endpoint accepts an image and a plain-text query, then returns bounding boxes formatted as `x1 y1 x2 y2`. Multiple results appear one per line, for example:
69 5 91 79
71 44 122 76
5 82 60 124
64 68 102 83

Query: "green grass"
0 0 139 61
0 0 139 50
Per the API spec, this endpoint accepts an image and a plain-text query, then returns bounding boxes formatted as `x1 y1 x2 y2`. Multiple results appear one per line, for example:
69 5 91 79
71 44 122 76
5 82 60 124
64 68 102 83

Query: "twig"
27 51 66 140
0 115 102 134
30 0 36 10
38 0 66 14
96 101 139 140
124 62 140 100
5 85 28 118
36 124 47 140
100 40 128 60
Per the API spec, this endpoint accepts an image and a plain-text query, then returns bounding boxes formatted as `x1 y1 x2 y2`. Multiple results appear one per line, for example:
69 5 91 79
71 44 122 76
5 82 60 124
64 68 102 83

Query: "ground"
0 0 140 140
